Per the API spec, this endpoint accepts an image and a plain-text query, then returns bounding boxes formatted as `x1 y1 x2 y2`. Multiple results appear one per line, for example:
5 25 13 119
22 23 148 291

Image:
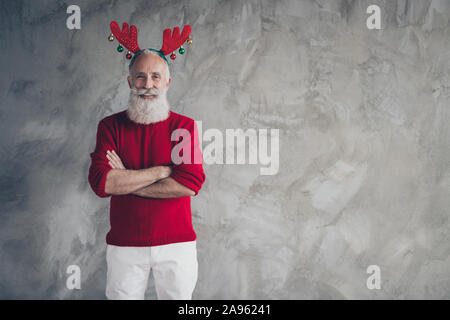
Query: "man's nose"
144 76 152 89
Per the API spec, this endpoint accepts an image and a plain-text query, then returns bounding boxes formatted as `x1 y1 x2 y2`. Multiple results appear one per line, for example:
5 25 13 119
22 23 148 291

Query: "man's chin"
127 91 170 125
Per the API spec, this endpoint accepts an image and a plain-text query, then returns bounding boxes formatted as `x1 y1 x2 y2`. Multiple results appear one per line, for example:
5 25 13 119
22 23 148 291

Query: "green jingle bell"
117 45 124 52
179 47 185 54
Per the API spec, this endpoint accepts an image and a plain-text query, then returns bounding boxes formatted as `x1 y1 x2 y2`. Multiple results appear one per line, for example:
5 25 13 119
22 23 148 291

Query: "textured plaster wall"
1 0 450 299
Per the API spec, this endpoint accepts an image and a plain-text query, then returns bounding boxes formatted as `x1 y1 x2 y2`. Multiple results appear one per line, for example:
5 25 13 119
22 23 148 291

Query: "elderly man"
88 48 206 300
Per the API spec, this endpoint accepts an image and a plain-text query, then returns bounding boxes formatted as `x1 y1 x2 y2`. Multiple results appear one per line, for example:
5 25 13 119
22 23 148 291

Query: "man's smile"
140 94 157 99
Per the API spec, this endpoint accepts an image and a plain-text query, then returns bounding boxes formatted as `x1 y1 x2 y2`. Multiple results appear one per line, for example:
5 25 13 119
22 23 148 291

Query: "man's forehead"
133 54 166 73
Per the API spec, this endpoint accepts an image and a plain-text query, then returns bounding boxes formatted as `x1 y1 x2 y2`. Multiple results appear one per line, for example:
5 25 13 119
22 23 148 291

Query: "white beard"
126 88 170 125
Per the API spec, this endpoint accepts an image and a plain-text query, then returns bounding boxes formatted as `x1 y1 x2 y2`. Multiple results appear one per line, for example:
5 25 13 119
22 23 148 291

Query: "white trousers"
105 240 198 300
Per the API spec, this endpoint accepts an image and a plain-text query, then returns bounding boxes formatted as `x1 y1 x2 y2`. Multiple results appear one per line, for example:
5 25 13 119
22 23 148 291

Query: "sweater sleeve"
170 119 206 196
88 120 116 198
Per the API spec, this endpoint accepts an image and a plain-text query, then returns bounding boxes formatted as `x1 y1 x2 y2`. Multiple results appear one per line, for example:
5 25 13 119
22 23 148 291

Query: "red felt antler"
110 21 141 53
160 25 191 55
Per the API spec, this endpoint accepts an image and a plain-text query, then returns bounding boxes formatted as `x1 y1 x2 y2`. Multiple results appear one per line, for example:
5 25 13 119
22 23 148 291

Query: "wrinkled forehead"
131 54 167 76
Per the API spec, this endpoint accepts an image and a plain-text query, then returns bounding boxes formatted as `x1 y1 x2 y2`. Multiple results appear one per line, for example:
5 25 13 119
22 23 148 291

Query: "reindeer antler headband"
108 21 193 65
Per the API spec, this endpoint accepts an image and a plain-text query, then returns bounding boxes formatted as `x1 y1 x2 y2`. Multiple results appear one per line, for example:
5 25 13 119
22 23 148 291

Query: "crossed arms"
88 120 205 199
104 150 195 198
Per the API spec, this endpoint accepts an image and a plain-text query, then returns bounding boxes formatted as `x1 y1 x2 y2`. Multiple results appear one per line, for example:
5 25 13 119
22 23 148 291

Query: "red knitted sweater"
88 109 206 246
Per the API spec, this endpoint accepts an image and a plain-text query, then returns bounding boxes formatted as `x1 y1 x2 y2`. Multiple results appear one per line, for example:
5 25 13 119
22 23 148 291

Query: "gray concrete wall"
1 0 450 299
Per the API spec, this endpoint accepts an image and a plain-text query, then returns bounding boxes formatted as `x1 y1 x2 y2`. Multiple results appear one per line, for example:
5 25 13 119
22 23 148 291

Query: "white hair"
128 49 171 85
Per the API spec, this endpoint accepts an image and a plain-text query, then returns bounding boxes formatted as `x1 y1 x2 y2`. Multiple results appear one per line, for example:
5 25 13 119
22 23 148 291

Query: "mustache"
130 87 160 96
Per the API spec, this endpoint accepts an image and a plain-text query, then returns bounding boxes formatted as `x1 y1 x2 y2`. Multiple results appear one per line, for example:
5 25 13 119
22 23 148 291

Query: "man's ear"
166 77 172 90
127 75 132 89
